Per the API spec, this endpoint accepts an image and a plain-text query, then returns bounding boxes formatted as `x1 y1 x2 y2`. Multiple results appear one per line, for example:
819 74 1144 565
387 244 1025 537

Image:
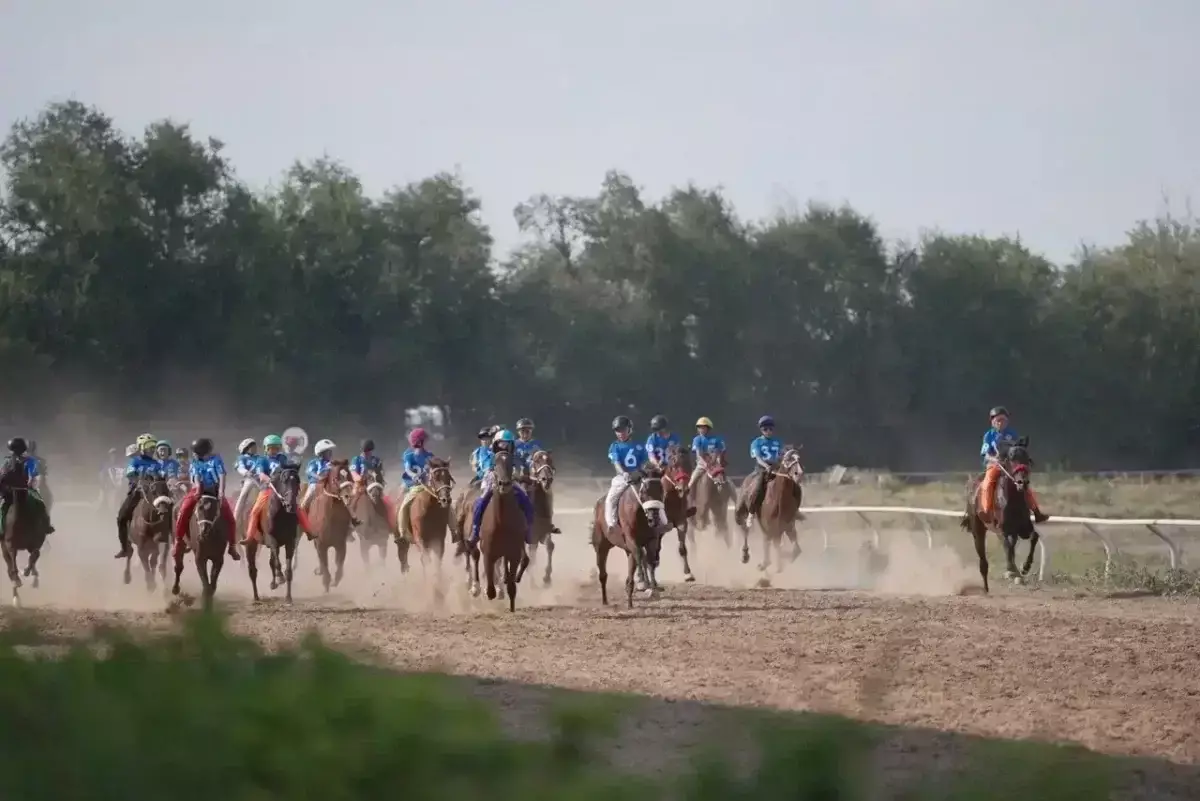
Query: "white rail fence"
553 504 1200 582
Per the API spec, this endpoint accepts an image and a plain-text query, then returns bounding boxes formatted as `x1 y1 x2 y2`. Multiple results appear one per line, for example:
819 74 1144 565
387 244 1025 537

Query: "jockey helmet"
649 415 669 432
493 429 516 444
516 418 534 430
156 441 172 455
136 433 154 447
7 437 27 455
238 438 257 454
612 415 632 432
757 415 776 429
361 438 375 452
695 416 713 428
263 434 283 448
314 439 335 456
192 438 213 457
140 437 158 454
126 444 139 458
989 406 1009 419
408 428 427 448
477 427 491 440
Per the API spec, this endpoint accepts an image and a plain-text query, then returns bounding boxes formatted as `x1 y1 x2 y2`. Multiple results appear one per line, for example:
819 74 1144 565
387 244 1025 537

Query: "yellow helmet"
695 417 714 428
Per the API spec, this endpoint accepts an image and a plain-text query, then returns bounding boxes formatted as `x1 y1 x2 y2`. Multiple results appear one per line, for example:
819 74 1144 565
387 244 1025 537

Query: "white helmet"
314 439 335 456
238 438 257 454
125 444 138 457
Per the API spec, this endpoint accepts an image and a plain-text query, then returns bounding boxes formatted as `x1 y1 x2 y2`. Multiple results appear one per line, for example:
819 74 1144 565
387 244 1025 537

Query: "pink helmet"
408 428 427 447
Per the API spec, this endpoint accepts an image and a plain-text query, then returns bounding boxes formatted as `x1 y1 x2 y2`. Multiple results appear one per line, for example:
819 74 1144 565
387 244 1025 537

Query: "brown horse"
467 450 528 611
960 437 1041 593
351 467 394 571
398 458 454 582
171 490 227 611
307 460 354 592
245 464 303 602
655 444 698 583
0 473 50 608
691 454 733 547
590 472 665 608
123 474 174 592
742 445 805 574
521 449 558 587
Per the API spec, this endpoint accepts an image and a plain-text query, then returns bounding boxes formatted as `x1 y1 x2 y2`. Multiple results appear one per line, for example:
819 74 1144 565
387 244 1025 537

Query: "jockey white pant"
233 479 259 521
301 483 317 508
604 473 630 529
688 465 707 490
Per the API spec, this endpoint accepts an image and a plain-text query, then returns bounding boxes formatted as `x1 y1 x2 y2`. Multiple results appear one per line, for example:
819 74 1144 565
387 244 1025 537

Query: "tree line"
2 100 1198 470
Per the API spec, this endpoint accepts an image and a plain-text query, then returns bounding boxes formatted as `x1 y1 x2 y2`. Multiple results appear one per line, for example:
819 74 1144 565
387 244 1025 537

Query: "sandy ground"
6 485 1200 798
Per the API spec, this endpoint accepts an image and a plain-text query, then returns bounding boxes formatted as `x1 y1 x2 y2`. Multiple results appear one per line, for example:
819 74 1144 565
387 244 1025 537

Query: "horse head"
778 445 805 484
138 474 174 519
1005 437 1033 493
663 445 692 497
424 458 454 507
323 460 354 505
364 467 385 503
492 450 515 495
195 494 222 534
529 450 555 491
271 465 301 513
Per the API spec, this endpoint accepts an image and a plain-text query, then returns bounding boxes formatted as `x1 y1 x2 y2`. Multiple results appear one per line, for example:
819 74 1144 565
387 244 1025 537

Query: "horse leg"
468 546 481 597
542 534 554 587
395 535 411 574
123 550 133 586
971 518 989 593
1022 531 1040 578
194 554 212 609
758 524 771 572
25 549 40 589
506 556 518 612
159 541 169 584
677 525 695 582
139 547 155 592
318 545 332 593
333 543 346 588
1002 532 1020 580
359 533 372 572
625 548 638 608
2 542 20 606
484 553 498 601
171 542 185 596
595 541 610 605
206 557 224 612
246 541 260 602
739 513 751 564
283 541 295 603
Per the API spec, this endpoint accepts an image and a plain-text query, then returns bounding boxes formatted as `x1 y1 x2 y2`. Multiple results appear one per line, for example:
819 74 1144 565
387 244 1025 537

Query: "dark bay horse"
655 444 698 582
401 458 454 584
522 449 557 587
961 436 1041 592
590 471 664 608
691 454 733 547
0 473 50 607
351 467 394 571
468 450 528 611
245 465 302 602
124 474 174 592
746 446 804 575
171 490 227 611
308 460 354 592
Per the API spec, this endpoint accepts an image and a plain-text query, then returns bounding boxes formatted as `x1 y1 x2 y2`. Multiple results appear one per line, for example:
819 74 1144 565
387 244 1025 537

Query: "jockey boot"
227 544 242 561
1033 509 1050 524
549 524 561 535
114 524 132 559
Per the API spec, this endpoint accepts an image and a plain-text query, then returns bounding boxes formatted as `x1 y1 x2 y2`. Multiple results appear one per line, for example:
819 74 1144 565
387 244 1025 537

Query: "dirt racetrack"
7 487 1200 797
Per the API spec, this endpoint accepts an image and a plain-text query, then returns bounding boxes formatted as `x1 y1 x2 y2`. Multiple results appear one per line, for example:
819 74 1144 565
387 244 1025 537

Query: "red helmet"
408 428 427 447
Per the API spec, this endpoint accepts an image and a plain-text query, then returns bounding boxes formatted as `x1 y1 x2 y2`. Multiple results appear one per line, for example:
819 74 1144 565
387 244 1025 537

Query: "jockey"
603 415 648 539
737 415 783 525
155 440 182 483
469 427 491 486
172 438 240 561
114 434 164 558
232 438 262 531
174 447 190 478
645 415 681 468
688 416 728 489
469 429 535 546
349 439 384 488
301 439 337 513
0 437 53 537
396 428 437 536
513 418 543 467
979 406 1049 523
258 434 292 478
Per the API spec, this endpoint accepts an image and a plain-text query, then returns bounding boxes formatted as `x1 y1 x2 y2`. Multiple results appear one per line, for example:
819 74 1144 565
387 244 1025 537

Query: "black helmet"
612 415 632 432
7 438 26 455
516 418 534 430
192 438 213 457
649 415 669 432
989 406 1009 419
361 438 375 452
476 427 491 440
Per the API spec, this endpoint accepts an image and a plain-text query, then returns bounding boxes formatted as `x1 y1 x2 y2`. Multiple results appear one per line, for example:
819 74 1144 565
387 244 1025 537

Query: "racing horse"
244 464 303 602
590 470 666 608
961 436 1041 592
691 452 733 547
0 469 51 607
655 444 698 582
350 467 394 571
467 450 528 611
399 458 454 583
521 449 558 587
307 460 355 593
171 489 228 611
123 474 174 592
744 445 805 575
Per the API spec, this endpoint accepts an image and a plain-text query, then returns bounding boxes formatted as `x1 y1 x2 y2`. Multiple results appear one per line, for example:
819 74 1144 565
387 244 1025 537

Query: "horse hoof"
31 577 39 590
171 585 180 596
542 576 552 588
123 573 132 586
1003 569 1016 579
22 567 31 577
741 549 750 564
684 573 696 583
641 588 654 599
11 595 19 608
1012 575 1025 586
470 585 480 598
269 580 278 590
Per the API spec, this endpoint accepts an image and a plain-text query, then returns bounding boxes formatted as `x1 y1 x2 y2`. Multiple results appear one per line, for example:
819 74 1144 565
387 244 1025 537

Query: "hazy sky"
2 0 1196 262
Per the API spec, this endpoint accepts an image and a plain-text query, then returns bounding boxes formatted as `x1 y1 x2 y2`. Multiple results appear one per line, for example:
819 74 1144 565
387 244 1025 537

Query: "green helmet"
263 434 284 448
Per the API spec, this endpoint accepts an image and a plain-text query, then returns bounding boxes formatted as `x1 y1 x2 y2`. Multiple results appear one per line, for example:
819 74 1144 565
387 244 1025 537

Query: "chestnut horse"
467 450 528 611
399 458 454 583
307 460 355 593
521 449 558 587
742 445 804 575
351 467 394 571
691 453 733 547
590 471 665 608
124 474 174 592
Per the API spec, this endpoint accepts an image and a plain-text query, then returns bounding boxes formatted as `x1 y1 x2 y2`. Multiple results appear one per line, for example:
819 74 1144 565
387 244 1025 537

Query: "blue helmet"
493 429 516 444
757 415 776 429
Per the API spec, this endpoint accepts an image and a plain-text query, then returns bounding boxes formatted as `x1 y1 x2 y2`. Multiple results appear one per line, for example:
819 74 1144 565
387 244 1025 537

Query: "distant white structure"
404 405 446 442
